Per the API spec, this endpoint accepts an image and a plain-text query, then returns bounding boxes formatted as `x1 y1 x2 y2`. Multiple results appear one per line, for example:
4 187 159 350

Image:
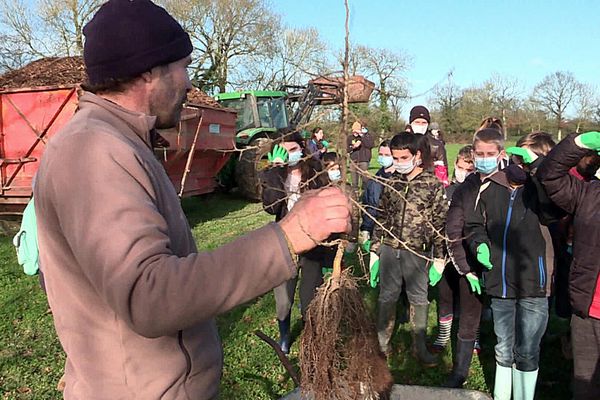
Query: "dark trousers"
273 251 331 320
379 245 429 306
350 161 370 192
571 314 600 400
438 266 483 341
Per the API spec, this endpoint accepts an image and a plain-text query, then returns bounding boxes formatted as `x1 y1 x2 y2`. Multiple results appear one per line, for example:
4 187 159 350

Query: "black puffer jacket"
537 133 600 318
464 170 560 298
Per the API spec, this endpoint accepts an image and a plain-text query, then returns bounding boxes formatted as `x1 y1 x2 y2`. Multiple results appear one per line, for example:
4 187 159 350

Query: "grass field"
1 143 571 399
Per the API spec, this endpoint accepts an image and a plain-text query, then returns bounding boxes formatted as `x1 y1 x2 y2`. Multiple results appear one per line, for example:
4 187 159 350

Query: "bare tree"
38 0 102 56
233 27 331 90
485 73 522 139
160 0 280 94
0 0 100 71
574 83 597 133
531 71 580 139
430 73 463 136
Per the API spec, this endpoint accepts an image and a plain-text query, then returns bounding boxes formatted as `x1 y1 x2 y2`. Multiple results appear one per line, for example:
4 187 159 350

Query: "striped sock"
433 315 453 349
473 328 481 354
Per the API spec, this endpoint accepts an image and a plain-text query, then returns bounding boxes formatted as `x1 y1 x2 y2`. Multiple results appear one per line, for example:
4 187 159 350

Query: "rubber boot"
443 337 475 388
431 314 453 353
493 363 512 400
512 367 538 400
410 304 438 367
277 313 291 355
376 301 397 355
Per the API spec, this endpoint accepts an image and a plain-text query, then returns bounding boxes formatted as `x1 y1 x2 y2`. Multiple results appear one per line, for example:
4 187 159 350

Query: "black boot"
410 304 438 367
376 301 397 356
277 313 291 354
443 337 475 388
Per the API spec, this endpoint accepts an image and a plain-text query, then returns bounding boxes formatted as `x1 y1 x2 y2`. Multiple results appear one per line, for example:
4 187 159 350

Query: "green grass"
0 160 570 399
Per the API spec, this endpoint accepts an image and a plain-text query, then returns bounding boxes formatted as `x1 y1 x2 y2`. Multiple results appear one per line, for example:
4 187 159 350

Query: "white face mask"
411 123 428 135
454 167 473 183
394 156 416 175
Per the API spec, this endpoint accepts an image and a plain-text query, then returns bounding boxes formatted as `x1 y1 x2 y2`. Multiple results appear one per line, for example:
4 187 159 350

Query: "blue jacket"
360 167 393 234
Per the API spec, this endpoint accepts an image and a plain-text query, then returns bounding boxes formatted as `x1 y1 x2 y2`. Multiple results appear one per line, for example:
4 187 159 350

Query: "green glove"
362 239 371 253
466 272 482 295
575 131 600 153
267 144 288 164
506 146 538 164
428 258 445 287
369 252 379 288
321 140 329 148
476 243 493 270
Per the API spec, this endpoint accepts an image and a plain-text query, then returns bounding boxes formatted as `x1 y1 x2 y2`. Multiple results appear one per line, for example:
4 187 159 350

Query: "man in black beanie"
33 1 352 399
408 105 449 186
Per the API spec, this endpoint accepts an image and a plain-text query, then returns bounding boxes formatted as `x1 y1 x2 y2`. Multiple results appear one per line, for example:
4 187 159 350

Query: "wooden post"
178 115 203 198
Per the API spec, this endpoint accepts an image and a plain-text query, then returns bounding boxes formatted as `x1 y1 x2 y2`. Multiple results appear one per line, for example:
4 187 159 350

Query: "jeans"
490 296 548 371
571 314 600 400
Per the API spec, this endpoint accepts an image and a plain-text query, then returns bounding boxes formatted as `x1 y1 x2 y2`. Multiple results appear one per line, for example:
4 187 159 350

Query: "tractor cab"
216 91 290 146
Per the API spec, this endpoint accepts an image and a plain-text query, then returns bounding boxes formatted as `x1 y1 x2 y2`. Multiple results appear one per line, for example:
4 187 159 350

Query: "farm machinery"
215 75 375 200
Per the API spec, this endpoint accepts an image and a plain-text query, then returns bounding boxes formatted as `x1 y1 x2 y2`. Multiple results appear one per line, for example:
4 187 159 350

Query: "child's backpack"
13 197 39 275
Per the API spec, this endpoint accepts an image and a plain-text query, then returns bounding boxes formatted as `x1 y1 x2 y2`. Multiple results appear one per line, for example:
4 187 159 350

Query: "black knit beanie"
409 105 431 123
83 0 193 86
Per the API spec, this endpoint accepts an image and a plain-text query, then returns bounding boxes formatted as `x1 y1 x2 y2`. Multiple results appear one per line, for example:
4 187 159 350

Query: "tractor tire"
234 137 271 201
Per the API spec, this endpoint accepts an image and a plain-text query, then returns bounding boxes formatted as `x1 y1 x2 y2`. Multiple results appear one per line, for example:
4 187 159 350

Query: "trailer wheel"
234 137 271 201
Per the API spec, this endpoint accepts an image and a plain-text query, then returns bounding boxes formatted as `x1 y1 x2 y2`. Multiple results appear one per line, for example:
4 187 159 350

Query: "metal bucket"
280 384 492 400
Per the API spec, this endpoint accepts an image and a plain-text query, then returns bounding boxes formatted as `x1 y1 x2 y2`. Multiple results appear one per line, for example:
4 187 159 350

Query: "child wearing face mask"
429 145 488 388
465 131 564 400
260 131 330 355
431 146 477 353
370 133 447 367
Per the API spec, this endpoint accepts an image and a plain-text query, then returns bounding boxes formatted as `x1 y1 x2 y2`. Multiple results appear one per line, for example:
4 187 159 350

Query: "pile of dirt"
187 88 222 108
0 57 87 90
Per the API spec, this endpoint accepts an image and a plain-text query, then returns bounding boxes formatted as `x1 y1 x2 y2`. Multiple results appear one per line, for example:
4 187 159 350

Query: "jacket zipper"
178 330 192 378
398 184 409 242
501 189 518 298
538 256 545 289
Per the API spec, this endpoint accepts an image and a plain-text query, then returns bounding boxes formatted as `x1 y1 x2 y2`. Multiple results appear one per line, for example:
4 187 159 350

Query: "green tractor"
216 77 374 200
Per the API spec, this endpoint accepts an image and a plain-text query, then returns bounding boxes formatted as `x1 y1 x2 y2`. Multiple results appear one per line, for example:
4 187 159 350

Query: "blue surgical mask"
328 169 341 182
474 156 498 175
288 150 303 166
378 155 394 168
361 127 368 134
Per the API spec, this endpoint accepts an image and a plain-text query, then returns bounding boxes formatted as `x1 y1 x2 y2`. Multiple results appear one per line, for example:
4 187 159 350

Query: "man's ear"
499 149 507 159
415 150 422 161
140 71 153 83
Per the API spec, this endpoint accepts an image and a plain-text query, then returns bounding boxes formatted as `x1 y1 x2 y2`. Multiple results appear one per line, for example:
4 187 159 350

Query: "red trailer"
0 57 236 214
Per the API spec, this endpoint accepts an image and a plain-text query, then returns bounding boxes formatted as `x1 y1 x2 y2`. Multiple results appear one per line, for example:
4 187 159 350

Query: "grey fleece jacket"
34 92 297 399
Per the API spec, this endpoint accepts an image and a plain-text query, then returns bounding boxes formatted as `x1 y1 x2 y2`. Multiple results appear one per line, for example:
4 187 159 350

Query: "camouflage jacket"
372 169 448 259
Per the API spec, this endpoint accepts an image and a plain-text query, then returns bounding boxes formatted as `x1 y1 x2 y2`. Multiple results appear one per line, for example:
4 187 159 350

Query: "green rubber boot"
493 363 512 400
512 367 538 400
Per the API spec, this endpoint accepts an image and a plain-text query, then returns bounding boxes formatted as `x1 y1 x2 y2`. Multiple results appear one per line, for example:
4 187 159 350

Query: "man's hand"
369 252 380 288
267 144 288 165
476 243 493 270
279 187 352 254
506 146 538 164
352 139 362 149
575 131 600 153
428 258 445 286
466 272 482 295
